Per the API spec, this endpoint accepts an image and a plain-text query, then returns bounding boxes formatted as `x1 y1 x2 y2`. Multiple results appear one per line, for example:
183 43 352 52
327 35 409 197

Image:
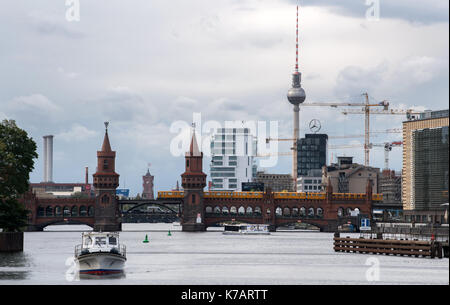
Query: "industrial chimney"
43 135 54 182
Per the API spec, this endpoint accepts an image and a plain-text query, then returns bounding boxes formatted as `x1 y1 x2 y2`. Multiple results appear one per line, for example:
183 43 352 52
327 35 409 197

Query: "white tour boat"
223 224 271 235
74 232 126 276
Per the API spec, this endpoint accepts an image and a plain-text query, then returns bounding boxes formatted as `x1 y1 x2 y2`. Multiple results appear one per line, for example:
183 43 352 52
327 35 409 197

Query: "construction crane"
299 93 389 167
340 106 421 166
370 141 403 170
258 142 403 171
265 128 401 143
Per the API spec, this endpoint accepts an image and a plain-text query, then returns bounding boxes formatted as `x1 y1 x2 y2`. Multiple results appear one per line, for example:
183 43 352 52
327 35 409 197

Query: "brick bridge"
21 127 380 232
158 186 379 232
166 132 380 232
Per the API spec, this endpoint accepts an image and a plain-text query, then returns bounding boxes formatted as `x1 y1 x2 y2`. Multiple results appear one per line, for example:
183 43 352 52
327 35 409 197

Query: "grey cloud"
286 0 449 23
28 11 84 39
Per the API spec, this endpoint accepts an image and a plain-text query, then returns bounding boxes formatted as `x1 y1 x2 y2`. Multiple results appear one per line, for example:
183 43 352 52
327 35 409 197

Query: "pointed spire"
188 123 201 156
101 122 112 152
189 132 201 156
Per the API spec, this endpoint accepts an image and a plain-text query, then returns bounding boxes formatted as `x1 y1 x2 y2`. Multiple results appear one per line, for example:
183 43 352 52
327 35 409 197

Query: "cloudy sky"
1 0 448 196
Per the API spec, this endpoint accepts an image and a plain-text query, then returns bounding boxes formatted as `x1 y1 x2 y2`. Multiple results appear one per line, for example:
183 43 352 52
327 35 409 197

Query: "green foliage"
0 120 38 232
0 198 29 232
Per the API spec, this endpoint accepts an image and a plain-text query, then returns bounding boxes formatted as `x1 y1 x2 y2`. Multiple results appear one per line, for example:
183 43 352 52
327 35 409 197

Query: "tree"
0 120 38 232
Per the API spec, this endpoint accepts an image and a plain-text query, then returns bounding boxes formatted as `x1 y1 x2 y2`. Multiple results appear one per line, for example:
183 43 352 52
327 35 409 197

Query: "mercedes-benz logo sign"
309 119 321 133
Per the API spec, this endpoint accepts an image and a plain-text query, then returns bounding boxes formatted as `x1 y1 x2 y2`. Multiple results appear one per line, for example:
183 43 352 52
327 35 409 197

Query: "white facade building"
297 169 323 193
210 128 257 191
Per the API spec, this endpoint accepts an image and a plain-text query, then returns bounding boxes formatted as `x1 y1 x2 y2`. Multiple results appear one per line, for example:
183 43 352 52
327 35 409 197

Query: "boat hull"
76 252 126 275
223 232 270 235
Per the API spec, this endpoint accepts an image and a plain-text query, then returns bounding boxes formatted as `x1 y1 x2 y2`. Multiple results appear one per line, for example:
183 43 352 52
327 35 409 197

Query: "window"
103 159 108 170
95 237 107 246
84 236 92 246
109 236 117 245
192 194 196 204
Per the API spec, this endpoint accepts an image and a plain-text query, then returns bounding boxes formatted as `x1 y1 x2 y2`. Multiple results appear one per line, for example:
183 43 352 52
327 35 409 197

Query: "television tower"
287 4 306 186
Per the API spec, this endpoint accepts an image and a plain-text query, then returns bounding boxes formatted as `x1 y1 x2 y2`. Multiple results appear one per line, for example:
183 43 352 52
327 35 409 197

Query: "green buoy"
143 234 149 243
168 230 172 236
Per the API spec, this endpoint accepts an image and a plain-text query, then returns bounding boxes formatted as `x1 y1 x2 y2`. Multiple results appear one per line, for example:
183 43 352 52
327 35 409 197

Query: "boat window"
84 236 92 246
95 237 107 246
109 236 117 245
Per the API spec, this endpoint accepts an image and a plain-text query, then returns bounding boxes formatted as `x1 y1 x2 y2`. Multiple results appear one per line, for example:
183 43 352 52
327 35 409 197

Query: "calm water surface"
0 223 448 285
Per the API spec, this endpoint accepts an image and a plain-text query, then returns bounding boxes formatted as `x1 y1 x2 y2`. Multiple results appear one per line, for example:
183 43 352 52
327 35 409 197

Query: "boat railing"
75 244 127 257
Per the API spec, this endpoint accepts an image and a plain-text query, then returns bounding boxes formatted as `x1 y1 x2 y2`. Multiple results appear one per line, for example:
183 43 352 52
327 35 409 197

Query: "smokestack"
43 136 48 182
43 135 54 182
85 167 89 184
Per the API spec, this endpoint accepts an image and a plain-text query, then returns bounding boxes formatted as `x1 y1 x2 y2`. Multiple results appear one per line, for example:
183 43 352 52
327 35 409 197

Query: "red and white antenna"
295 4 299 73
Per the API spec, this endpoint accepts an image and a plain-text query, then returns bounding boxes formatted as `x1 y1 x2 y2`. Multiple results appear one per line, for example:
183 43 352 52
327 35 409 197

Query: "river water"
0 223 448 285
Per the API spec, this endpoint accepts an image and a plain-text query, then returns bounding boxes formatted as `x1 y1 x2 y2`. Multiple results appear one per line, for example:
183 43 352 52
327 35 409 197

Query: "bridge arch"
317 207 324 218
275 207 282 216
71 206 78 217
124 202 178 214
45 206 53 217
254 206 262 215
55 206 62 217
275 220 324 232
38 219 94 231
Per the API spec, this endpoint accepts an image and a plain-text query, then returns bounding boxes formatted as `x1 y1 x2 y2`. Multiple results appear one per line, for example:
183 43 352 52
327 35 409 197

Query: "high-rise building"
297 134 328 177
402 109 449 213
142 169 154 200
210 127 257 191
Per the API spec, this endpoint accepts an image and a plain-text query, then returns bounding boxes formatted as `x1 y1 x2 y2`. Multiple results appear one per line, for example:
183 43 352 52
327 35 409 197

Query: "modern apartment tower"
210 127 257 191
402 109 449 212
287 5 306 184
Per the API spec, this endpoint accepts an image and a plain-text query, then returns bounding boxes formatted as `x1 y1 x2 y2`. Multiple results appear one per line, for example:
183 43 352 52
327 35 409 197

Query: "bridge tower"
181 131 207 231
92 122 121 231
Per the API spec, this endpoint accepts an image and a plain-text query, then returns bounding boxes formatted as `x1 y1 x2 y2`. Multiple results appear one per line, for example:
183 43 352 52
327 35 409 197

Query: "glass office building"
411 126 449 210
297 134 328 177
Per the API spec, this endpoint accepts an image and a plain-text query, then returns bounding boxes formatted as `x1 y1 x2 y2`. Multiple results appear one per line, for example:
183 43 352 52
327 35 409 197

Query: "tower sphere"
287 72 306 106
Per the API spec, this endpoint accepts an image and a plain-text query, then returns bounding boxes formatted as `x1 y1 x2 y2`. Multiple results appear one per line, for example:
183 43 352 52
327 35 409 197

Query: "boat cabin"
223 224 270 234
81 232 120 251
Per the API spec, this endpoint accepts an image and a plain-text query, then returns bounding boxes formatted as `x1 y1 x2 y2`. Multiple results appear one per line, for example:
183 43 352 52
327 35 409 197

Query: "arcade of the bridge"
36 205 95 218
204 205 360 218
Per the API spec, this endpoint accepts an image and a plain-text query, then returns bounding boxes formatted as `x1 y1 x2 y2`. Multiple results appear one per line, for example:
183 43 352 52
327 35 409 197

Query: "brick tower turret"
181 131 207 231
142 169 154 200
92 122 121 231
